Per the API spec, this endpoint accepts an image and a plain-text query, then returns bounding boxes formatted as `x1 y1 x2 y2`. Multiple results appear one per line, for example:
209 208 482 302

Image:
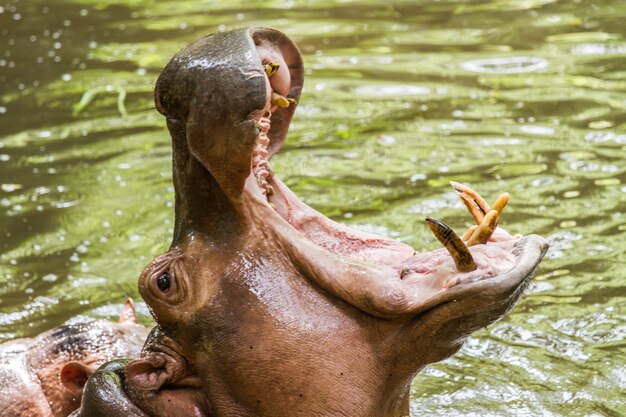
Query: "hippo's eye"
157 272 171 292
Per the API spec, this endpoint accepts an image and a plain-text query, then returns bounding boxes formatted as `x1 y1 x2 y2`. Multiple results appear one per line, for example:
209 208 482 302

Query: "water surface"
1 0 624 415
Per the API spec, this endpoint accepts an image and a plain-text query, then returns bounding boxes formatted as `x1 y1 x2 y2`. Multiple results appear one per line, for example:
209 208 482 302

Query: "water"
1 0 624 415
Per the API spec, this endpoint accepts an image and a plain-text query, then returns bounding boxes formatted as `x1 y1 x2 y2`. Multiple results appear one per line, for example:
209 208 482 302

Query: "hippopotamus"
0 298 148 417
72 27 548 416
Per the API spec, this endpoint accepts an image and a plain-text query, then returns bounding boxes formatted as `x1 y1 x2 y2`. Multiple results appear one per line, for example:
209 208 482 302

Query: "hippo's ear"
60 361 97 396
118 297 139 324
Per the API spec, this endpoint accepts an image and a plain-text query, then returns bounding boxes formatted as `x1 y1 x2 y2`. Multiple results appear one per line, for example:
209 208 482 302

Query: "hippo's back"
0 339 53 417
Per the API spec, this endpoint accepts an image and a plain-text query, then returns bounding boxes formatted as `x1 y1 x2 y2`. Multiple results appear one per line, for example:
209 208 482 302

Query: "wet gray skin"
72 27 548 417
0 299 147 417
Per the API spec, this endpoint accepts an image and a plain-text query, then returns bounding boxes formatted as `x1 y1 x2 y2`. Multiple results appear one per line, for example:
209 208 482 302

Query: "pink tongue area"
399 241 517 288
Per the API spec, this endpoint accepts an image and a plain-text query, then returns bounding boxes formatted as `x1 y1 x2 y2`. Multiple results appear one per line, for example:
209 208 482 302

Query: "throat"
172 156 248 244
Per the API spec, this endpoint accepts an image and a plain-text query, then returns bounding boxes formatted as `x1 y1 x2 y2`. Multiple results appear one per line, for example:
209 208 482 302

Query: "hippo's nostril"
157 272 171 292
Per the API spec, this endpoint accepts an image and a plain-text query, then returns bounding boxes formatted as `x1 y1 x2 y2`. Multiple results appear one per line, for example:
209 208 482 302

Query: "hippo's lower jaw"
244 110 548 320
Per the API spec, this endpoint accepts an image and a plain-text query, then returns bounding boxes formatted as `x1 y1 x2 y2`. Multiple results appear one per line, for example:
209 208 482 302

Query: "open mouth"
251 130 525 289
243 33 547 312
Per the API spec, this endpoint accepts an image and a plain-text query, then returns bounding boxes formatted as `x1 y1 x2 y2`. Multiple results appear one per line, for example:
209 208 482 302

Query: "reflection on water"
1 0 624 415
461 57 549 74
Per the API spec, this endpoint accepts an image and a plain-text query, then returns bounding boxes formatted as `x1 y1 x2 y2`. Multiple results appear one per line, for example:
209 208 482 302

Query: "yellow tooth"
490 192 509 216
458 193 485 224
450 181 490 224
271 92 291 108
425 217 477 273
461 225 478 241
266 185 274 196
264 62 280 77
465 209 499 246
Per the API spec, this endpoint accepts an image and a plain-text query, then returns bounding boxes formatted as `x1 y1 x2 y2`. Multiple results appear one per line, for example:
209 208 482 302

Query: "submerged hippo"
73 28 548 416
0 299 147 417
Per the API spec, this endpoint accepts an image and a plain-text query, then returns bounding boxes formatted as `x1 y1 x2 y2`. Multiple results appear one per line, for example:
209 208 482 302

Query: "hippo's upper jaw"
120 27 548 417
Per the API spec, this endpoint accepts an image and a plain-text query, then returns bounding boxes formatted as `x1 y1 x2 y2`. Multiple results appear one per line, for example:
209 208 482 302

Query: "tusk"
450 181 490 224
461 224 478 241
465 209 499 246
264 62 280 77
425 217 477 273
271 92 291 108
490 192 509 226
458 193 486 223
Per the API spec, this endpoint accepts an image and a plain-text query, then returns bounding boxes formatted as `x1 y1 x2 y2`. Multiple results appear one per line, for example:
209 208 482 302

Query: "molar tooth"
465 209 499 246
271 92 291 108
264 62 280 77
267 185 274 196
425 217 477 273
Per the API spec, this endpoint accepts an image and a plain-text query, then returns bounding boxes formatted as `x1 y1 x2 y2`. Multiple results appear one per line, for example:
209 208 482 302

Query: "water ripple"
461 57 549 74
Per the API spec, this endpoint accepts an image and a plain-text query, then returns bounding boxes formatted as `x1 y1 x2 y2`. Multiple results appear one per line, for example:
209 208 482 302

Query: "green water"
1 0 624 415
